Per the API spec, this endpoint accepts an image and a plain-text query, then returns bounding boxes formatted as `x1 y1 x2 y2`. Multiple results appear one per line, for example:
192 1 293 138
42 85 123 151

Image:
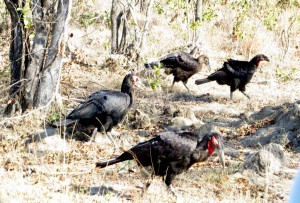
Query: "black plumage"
96 131 225 196
63 74 140 136
195 54 269 99
146 51 210 92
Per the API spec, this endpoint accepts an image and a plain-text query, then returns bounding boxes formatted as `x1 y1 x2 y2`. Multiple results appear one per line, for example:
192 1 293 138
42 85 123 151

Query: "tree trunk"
110 0 133 54
4 0 71 115
4 0 25 97
33 0 70 107
193 0 203 45
110 0 122 54
139 0 154 51
195 0 203 22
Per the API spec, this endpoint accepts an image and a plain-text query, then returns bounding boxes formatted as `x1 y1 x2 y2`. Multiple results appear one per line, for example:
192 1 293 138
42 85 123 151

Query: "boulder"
168 108 204 131
130 109 151 129
241 143 285 176
241 101 300 150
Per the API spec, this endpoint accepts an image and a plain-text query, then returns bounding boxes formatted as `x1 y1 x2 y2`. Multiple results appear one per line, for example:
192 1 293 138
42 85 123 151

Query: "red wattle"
207 141 214 155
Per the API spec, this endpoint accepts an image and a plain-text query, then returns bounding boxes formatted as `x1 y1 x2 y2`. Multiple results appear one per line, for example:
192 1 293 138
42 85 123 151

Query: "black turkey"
195 54 269 99
145 50 210 92
96 131 225 196
54 73 141 142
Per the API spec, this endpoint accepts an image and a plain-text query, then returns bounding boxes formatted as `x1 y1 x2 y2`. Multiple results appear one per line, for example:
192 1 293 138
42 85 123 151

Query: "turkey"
54 73 142 142
195 54 269 99
145 49 210 92
96 131 225 196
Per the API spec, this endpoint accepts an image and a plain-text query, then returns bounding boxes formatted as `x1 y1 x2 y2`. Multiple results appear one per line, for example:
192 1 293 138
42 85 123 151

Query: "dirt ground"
1 54 299 202
1 1 300 202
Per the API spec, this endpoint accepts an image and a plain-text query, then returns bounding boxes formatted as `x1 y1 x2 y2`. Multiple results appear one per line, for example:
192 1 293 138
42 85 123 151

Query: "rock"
242 150 281 176
170 117 194 127
131 109 151 129
293 103 300 117
197 122 221 137
162 105 177 117
242 143 285 176
241 102 300 151
173 109 183 117
137 130 150 137
292 134 300 149
270 131 290 147
168 108 204 131
249 106 276 121
263 143 285 162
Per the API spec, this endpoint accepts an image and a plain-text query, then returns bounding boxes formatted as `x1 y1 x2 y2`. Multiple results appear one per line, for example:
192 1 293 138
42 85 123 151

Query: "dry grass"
1 1 300 202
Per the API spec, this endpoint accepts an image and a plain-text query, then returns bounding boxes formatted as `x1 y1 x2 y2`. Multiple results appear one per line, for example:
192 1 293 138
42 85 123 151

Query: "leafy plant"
79 12 99 28
190 20 202 30
263 8 279 31
17 0 32 29
155 2 164 15
202 7 217 22
149 64 162 90
167 0 186 10
276 67 298 82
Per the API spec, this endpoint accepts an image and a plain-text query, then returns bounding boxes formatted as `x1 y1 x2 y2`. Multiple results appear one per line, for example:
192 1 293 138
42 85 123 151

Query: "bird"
195 54 270 100
145 50 210 92
96 131 225 196
54 73 142 143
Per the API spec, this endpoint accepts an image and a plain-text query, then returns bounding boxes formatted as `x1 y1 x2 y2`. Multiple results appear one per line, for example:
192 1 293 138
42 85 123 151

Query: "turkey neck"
249 57 260 68
193 137 211 162
196 62 204 72
121 82 134 107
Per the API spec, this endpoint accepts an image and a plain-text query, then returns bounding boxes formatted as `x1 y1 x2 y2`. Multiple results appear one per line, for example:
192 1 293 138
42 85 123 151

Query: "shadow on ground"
72 185 133 199
170 92 219 103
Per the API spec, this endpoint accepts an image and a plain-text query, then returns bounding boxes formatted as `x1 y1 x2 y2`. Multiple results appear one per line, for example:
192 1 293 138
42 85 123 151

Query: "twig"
281 13 297 62
88 127 98 144
127 3 139 43
139 0 154 51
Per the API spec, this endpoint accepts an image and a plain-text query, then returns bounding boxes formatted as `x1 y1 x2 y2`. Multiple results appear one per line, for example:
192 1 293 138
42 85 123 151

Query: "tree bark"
4 0 25 97
24 0 52 109
34 0 70 107
110 0 122 54
110 0 133 54
139 0 154 51
4 0 71 115
195 0 203 22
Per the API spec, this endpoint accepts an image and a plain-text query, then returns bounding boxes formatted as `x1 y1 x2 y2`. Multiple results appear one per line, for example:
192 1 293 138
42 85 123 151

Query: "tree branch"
139 0 154 51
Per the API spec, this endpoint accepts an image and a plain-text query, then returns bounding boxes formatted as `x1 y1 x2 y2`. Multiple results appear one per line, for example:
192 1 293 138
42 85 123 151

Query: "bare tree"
110 0 154 57
195 0 203 22
110 0 132 54
139 0 154 51
4 0 71 115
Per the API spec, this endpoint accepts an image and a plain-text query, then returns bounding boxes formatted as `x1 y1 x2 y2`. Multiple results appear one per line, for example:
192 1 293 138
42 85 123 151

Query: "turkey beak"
261 57 270 62
216 143 225 169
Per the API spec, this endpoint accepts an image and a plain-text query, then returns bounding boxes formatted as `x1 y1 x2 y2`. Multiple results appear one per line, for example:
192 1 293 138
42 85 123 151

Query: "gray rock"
162 105 177 117
168 108 204 131
242 150 282 176
241 142 285 176
197 122 221 137
263 143 285 162
292 133 300 149
131 109 151 129
137 130 150 137
269 131 290 147
293 103 300 117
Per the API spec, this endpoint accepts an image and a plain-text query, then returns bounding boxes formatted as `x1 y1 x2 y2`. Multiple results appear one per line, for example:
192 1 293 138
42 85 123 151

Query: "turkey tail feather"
195 78 211 85
96 158 123 168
